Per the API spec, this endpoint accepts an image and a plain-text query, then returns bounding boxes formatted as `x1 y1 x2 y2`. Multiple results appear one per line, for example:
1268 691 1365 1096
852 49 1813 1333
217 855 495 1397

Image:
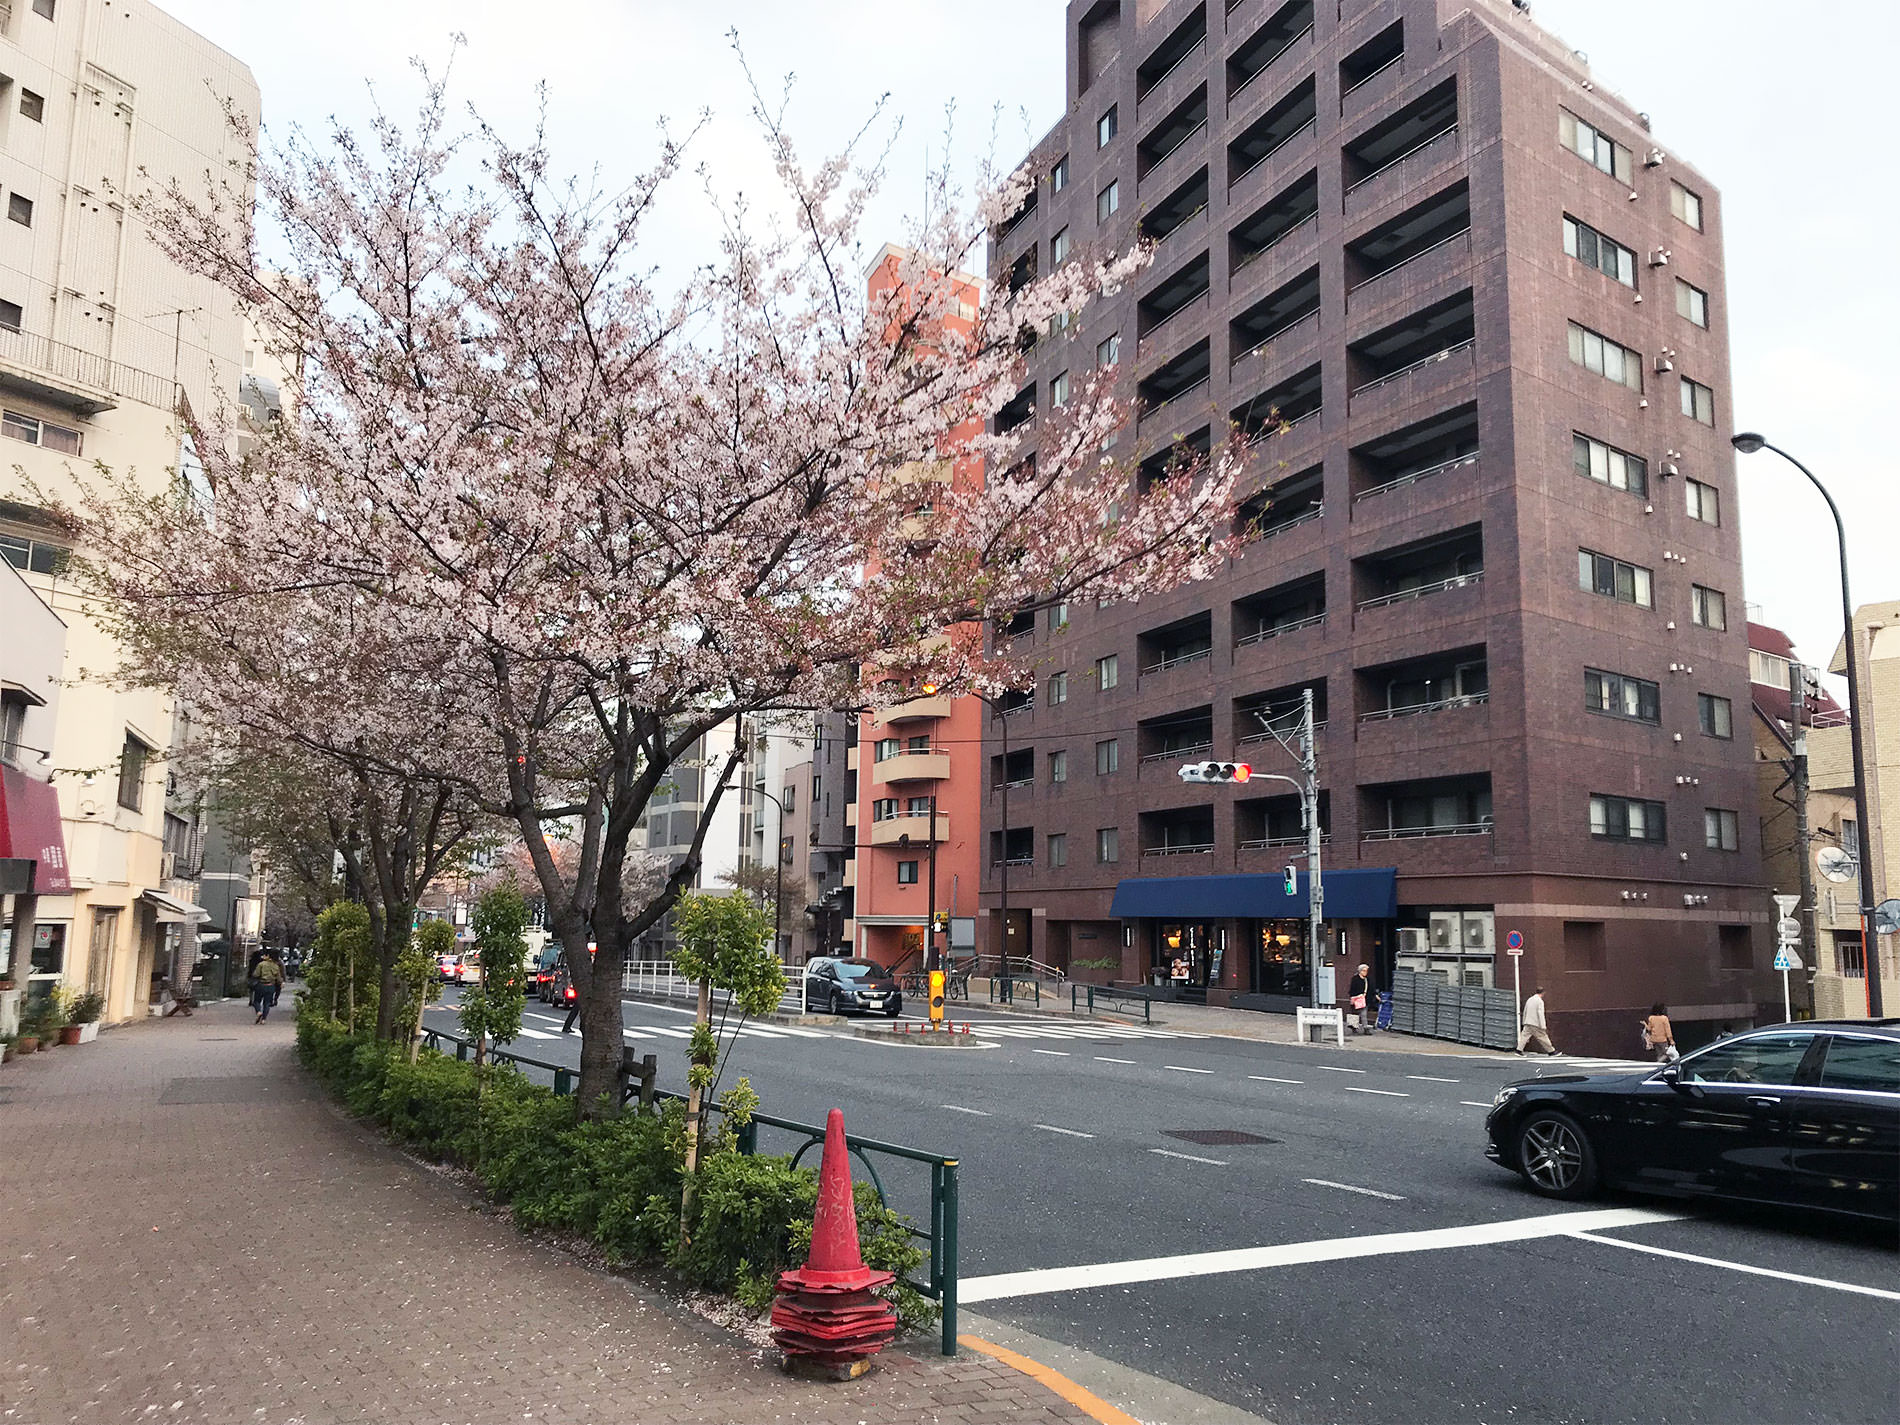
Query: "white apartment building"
0 0 257 1022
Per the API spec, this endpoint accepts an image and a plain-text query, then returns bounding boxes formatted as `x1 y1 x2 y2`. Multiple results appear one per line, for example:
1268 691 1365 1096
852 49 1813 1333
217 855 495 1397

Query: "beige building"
0 0 258 1022
1809 600 1900 1017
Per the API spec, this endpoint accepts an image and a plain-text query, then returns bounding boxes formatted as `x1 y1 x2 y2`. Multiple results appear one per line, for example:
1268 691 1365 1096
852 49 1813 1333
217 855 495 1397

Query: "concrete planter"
75 1021 101 1043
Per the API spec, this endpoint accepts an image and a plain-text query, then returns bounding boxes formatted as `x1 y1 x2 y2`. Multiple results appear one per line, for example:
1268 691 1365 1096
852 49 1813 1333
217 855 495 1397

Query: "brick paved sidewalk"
0 1001 1090 1425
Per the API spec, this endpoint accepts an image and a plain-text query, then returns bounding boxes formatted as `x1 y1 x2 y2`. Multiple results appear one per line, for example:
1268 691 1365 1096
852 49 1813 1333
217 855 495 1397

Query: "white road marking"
1313 1065 1367 1075
513 1027 559 1040
1249 1075 1303 1085
623 1025 693 1039
1165 1065 1214 1075
940 1105 990 1116
1303 1178 1407 1201
1032 1049 1071 1057
1095 1056 1137 1065
1035 1124 1095 1138
1460 1100 1493 1108
1149 1148 1228 1166
1345 1086 1408 1097
1571 1232 1900 1301
958 1206 1682 1304
1408 1075 1460 1083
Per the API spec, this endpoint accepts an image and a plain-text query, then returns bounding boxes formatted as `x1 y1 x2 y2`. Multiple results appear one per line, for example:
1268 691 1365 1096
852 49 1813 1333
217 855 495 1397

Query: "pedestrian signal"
1283 864 1298 895
1178 761 1253 784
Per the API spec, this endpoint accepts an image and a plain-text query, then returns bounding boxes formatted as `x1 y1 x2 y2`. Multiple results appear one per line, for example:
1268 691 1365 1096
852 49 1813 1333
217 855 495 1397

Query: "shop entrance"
1251 920 1311 999
1151 921 1220 995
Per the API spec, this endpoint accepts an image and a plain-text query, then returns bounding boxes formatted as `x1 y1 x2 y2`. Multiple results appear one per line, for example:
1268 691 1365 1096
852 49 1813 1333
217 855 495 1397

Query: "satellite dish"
1816 846 1857 884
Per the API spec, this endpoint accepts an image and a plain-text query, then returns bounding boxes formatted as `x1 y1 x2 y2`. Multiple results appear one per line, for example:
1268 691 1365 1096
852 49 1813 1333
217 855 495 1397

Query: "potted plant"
68 991 106 1043
14 1000 49 1053
41 991 72 1047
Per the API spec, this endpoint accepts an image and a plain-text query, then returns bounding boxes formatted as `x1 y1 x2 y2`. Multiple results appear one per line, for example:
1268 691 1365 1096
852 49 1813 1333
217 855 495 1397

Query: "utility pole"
1790 664 1818 1017
925 788 939 973
1243 688 1324 1007
997 698 1012 1002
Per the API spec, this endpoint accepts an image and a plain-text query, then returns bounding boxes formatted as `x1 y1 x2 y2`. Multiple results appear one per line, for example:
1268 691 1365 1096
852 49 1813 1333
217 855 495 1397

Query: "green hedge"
294 1010 935 1328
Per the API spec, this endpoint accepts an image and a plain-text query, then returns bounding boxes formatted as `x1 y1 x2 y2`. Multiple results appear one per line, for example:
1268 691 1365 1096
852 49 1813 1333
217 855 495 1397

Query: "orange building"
847 246 985 974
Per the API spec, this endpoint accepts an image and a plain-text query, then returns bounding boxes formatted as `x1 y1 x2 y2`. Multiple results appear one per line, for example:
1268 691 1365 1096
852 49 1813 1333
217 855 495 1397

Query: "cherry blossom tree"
60 64 1245 1111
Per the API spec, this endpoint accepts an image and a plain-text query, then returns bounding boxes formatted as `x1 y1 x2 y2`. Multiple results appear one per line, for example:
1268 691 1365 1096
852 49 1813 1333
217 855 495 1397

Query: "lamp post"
1731 433 1883 1014
748 782 790 965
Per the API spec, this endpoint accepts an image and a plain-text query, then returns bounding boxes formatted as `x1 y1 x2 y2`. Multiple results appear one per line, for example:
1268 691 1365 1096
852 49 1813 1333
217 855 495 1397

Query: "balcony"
0 328 168 416
1227 77 1316 192
1357 647 1488 727
1346 181 1471 308
878 695 952 724
1137 7 1209 113
1231 361 1321 442
995 383 1036 434
1237 789 1330 851
871 750 951 786
1139 705 1216 767
1360 773 1492 842
1230 169 1319 288
1136 86 1209 186
991 747 1035 796
1230 267 1320 365
1354 523 1484 613
1235 464 1323 545
989 826 1035 868
1139 252 1212 340
1137 339 1213 433
1348 291 1475 416
1226 1 1315 110
1138 612 1214 680
1228 306 1320 396
1344 114 1463 222
1146 190 1211 276
869 813 949 847
1350 401 1479 505
1139 424 1211 491
1141 805 1217 859
1339 20 1406 119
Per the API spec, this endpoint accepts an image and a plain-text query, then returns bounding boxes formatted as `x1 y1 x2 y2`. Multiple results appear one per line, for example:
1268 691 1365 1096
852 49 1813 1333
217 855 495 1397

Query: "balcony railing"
991 777 1035 791
1235 611 1326 647
1138 288 1212 354
1240 504 1323 544
1353 338 1475 396
1358 692 1489 722
1143 843 1216 857
1347 228 1472 301
1141 119 1209 178
1238 720 1327 745
1138 37 1208 109
1361 821 1492 841
1353 452 1478 504
1345 123 1460 196
1137 375 1212 428
990 855 1036 868
1232 307 1320 366
1229 25 1313 110
1142 647 1213 674
1341 54 1404 101
1238 833 1332 850
0 326 176 414
1232 211 1317 279
1140 741 1214 764
1356 570 1483 610
1228 118 1316 192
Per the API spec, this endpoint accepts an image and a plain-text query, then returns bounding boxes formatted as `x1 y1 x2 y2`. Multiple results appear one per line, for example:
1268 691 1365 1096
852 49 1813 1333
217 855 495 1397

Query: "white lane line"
1460 1100 1494 1108
1304 1178 1407 1201
1408 1075 1459 1083
1165 1065 1214 1075
1571 1232 1900 1301
1032 1049 1071 1057
513 1027 559 1040
1034 1124 1096 1138
1345 1086 1409 1098
959 1206 1682 1304
1149 1148 1227 1166
940 1105 990 1116
1249 1075 1303 1085
1313 1065 1367 1075
1095 1056 1137 1065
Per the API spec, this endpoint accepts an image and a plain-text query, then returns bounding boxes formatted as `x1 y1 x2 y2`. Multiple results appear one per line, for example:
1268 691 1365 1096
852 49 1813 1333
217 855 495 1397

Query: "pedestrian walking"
1643 1003 1679 1062
1347 962 1373 1035
250 950 285 1023
1516 986 1559 1055
562 988 581 1035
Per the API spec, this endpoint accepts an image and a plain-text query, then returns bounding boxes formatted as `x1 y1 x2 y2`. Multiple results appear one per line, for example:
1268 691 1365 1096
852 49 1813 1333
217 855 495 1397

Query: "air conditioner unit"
1463 911 1495 951
1645 147 1665 167
1429 911 1460 949
1396 926 1430 955
1659 461 1679 476
160 851 177 882
1649 248 1669 267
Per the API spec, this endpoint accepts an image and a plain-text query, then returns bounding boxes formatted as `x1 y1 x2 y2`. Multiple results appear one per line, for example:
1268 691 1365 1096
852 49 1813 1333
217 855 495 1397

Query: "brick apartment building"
980 0 1774 1053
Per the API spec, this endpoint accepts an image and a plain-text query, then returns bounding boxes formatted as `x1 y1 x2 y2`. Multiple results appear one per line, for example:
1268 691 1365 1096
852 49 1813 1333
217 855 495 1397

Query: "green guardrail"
1070 982 1154 1024
418 1026 961 1356
986 976 1042 1006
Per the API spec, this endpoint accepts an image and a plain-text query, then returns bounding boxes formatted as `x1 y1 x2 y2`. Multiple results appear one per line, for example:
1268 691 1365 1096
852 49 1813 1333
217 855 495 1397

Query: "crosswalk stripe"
514 1027 559 1040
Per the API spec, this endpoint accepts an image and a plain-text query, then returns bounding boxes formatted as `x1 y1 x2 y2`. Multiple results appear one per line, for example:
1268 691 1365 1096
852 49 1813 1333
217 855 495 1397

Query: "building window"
1703 807 1740 851
0 299 21 332
1095 653 1119 690
870 797 898 821
896 860 919 885
873 737 899 761
1563 215 1636 287
1096 332 1120 367
19 90 44 122
1749 649 1791 689
0 531 69 574
1670 181 1703 231
1685 477 1720 525
1841 817 1860 861
1573 432 1646 495
1691 584 1727 630
1680 376 1715 425
1052 227 1071 265
1559 108 1632 183
7 193 32 227
1097 105 1118 148
33 0 58 18
1047 833 1068 868
1 692 26 762
1049 670 1068 705
1698 692 1733 739
2 409 83 455
1590 793 1666 842
1095 738 1120 775
1049 600 1071 630
1579 548 1653 608
1096 826 1120 863
905 795 933 814
1052 370 1070 407
1098 179 1120 222
1050 749 1068 784
117 732 150 812
1567 321 1642 391
1585 668 1660 723
1675 278 1709 328
905 733 930 752
781 784 796 814
1052 155 1069 192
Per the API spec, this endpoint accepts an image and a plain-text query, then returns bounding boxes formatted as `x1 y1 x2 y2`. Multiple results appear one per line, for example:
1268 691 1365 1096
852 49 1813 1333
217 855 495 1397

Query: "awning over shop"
0 762 72 895
1109 869 1398 921
141 888 211 924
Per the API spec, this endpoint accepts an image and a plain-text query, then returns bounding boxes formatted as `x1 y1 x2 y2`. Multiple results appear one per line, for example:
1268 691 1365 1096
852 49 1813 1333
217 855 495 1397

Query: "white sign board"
1772 893 1801 916
1775 917 1803 941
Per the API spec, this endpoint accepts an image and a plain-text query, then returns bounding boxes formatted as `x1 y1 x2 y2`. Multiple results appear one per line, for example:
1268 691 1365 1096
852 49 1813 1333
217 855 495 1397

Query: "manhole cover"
1162 1129 1278 1147
160 1075 318 1105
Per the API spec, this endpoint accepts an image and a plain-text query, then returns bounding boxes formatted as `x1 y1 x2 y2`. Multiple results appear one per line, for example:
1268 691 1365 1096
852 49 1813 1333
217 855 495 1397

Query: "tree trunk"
678 975 713 1247
572 921 626 1116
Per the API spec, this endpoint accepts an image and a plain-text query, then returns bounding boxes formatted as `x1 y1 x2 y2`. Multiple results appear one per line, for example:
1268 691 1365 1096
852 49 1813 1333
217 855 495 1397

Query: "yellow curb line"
958 1334 1142 1425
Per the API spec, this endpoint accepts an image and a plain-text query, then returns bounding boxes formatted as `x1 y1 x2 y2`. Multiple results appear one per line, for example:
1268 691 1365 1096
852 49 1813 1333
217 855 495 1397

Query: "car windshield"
835 961 885 980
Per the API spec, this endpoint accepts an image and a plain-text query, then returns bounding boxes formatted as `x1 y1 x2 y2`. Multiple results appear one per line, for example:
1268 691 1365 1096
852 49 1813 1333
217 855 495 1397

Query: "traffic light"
1177 761 1253 784
1283 864 1298 894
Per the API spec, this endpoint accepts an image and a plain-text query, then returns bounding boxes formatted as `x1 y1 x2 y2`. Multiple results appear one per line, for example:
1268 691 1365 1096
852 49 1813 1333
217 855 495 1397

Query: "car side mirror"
1660 1063 1686 1091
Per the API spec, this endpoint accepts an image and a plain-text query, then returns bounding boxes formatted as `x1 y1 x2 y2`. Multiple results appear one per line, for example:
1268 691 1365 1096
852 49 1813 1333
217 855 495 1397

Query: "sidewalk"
0 1001 1093 1425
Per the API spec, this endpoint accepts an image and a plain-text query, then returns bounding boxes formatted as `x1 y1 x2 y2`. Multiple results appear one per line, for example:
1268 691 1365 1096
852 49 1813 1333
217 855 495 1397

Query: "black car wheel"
885 1003 900 1018
1515 1111 1598 1199
827 987 842 1016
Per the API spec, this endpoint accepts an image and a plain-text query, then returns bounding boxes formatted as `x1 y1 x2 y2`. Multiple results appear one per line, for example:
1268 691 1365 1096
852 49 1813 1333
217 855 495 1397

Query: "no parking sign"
1504 929 1524 957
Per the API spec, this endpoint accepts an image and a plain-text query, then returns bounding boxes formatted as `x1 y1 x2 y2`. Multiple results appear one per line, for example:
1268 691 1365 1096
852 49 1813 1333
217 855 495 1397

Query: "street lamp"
747 780 790 966
1731 433 1883 1015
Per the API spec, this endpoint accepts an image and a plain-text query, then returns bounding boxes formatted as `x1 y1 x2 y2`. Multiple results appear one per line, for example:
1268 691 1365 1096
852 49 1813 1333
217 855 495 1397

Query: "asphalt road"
424 990 1900 1425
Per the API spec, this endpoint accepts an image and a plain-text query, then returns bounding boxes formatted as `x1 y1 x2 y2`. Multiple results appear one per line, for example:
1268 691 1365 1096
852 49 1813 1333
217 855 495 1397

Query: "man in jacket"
1516 986 1558 1055
250 951 286 1023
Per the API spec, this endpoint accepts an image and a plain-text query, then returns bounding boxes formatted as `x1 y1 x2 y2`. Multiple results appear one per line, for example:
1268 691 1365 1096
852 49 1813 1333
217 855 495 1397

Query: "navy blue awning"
1109 869 1397 921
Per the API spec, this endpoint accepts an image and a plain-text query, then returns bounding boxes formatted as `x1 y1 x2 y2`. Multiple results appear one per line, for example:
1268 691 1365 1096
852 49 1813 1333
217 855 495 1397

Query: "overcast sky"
158 0 1895 676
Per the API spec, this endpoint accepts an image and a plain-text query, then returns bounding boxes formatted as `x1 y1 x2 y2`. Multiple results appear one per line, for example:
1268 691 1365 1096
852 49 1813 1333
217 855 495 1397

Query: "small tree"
405 920 455 1059
458 886 530 1071
309 902 375 1031
672 891 786 1238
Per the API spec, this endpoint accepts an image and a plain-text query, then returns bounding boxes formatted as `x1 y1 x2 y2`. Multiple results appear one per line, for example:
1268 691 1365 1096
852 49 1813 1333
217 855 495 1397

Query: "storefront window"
1253 921 1311 997
1151 922 1218 989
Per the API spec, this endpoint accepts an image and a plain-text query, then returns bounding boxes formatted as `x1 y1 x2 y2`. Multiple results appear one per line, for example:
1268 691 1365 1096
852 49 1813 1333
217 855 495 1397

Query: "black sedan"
1486 1020 1900 1224
804 957 903 1017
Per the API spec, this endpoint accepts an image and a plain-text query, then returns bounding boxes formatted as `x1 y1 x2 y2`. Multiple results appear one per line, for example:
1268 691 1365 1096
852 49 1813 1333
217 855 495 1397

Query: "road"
424 991 1899 1425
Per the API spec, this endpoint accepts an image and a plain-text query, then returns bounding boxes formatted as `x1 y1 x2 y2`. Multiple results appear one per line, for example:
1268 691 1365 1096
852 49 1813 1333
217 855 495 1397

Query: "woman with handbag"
1347 963 1372 1035
1643 1003 1678 1062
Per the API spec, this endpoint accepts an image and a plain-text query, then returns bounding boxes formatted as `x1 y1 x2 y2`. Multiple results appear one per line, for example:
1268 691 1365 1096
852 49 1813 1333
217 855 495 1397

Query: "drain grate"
1162 1128 1278 1147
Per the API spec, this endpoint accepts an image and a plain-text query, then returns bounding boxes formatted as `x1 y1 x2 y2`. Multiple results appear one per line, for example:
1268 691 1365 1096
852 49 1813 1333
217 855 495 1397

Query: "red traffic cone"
773 1108 898 1378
